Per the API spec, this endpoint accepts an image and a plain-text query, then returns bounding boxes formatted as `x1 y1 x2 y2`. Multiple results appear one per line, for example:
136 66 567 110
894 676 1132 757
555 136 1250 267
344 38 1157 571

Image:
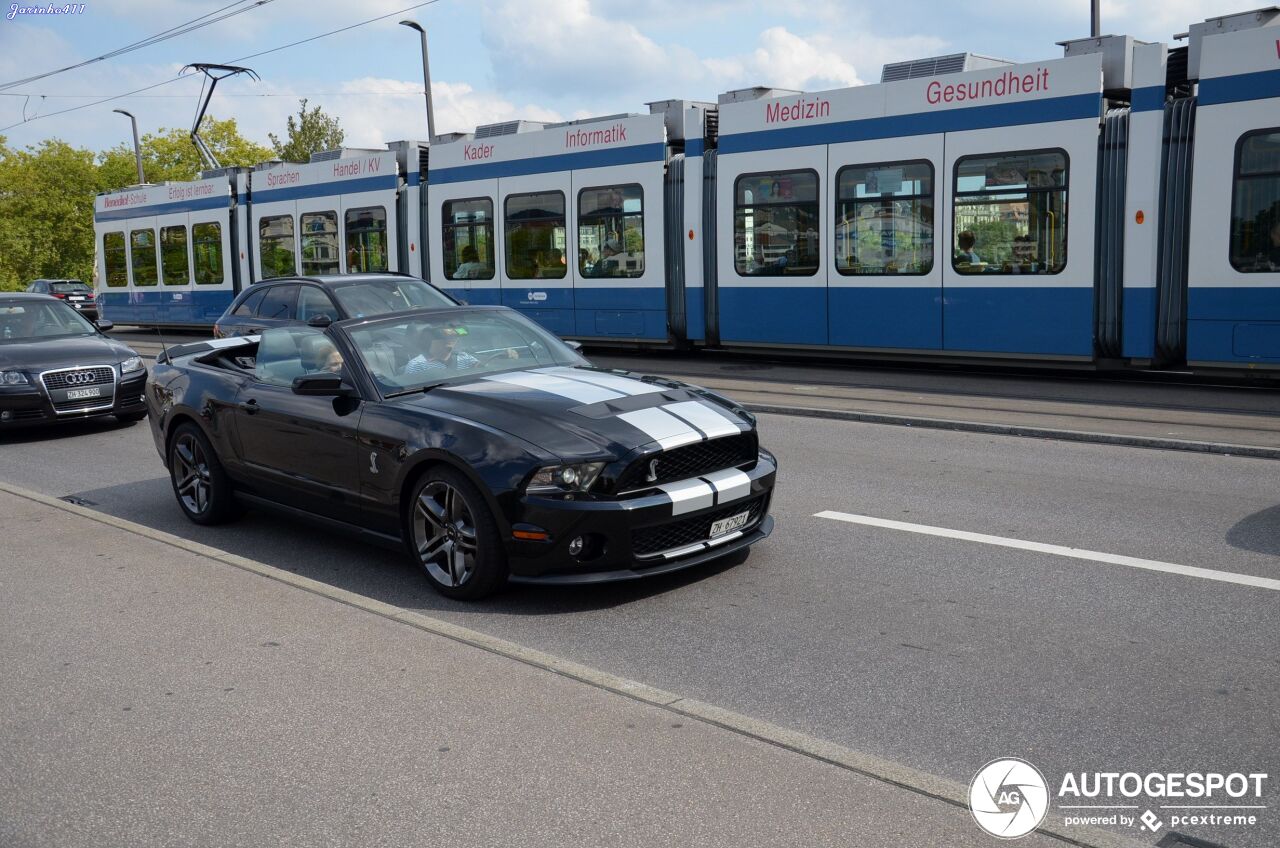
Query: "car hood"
396 365 754 460
0 334 137 373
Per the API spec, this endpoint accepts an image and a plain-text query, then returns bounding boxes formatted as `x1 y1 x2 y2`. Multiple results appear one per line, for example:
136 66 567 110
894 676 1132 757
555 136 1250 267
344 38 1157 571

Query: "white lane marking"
483 371 623 404
618 407 703 450
536 366 665 396
658 478 715 516
664 400 744 439
815 511 1280 593
702 468 751 504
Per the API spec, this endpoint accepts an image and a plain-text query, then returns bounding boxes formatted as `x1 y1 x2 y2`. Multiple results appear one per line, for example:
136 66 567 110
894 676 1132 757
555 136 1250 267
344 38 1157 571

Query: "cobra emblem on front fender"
369 451 380 475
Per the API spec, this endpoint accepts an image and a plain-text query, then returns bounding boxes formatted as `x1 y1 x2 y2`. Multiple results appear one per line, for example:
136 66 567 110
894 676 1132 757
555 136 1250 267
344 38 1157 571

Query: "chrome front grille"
40 364 117 415
42 366 114 391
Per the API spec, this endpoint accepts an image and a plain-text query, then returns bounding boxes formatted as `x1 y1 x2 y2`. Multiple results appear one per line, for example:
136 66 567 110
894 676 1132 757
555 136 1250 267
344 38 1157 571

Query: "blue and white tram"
92 9 1280 374
93 148 415 327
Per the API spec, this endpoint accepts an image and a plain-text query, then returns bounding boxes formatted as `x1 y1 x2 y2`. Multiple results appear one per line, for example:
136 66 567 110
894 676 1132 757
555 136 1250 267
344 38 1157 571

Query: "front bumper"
504 451 777 583
0 370 147 428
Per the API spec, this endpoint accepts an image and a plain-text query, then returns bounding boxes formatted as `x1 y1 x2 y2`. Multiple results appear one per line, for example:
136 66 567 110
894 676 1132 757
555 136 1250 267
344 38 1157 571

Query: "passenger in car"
404 326 479 374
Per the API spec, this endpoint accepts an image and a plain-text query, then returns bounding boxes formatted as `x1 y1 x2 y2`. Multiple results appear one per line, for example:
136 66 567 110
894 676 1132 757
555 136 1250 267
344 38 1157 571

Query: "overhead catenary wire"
0 0 275 92
0 0 443 134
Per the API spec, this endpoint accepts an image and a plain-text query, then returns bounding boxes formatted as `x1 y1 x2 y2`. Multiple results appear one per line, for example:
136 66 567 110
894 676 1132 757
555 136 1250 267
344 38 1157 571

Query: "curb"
743 402 1280 461
0 479 1150 848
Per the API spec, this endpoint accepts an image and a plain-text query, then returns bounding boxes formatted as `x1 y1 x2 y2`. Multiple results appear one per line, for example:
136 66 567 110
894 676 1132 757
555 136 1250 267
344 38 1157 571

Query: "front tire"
407 466 507 600
168 422 239 525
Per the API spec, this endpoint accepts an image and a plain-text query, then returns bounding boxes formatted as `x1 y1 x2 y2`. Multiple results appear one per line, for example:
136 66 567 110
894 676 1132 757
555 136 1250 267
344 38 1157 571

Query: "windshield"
346 309 586 395
50 282 91 294
332 278 453 318
0 300 97 343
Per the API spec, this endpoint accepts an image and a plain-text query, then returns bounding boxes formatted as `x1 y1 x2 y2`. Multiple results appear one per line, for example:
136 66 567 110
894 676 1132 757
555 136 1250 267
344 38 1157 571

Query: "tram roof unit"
429 105 675 184
1177 5 1280 80
94 172 233 222
712 38 1128 154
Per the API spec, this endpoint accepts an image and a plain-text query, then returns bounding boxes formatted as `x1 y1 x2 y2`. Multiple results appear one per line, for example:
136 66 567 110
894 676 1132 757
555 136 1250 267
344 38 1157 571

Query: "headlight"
0 371 29 385
526 461 606 494
120 356 144 375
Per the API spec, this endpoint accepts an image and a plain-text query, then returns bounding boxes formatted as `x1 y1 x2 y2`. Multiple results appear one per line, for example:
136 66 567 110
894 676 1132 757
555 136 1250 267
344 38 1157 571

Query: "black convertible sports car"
0 293 147 428
147 306 776 598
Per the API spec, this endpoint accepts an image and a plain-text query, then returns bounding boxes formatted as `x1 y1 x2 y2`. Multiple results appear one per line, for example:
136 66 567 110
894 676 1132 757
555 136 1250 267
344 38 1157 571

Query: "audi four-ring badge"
146 306 776 599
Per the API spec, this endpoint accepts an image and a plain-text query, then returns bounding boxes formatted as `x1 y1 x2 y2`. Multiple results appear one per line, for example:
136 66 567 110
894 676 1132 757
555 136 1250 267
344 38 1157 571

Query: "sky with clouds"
0 0 1249 155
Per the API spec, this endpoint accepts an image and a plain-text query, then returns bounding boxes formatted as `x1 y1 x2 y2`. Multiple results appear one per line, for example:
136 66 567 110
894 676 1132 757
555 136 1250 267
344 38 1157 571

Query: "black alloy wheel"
409 467 507 600
168 423 239 525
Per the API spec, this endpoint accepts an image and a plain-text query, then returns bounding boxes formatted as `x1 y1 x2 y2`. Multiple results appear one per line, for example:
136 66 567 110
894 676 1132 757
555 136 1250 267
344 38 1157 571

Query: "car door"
231 326 364 522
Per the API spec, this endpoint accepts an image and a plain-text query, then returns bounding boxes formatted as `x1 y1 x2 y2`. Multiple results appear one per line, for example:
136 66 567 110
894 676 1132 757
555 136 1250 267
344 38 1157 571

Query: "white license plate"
68 296 84 301
66 387 101 400
709 509 751 538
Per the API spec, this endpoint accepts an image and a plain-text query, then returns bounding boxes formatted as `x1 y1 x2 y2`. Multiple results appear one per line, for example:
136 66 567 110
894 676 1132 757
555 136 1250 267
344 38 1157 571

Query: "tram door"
827 136 944 350
154 210 193 325
433 179 501 307
497 173 576 337
715 145 829 345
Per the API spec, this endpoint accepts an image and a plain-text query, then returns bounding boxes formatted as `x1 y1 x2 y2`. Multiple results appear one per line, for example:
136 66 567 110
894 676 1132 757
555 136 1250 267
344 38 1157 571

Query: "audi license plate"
709 509 751 538
66 387 101 400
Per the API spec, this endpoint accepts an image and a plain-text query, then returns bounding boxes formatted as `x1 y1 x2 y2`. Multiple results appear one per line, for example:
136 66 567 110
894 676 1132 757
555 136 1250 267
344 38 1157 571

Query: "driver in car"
404 326 479 374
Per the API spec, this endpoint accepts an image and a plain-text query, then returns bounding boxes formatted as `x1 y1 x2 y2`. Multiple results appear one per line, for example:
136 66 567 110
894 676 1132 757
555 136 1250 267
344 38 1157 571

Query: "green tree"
97 116 271 190
269 98 345 163
0 138 99 291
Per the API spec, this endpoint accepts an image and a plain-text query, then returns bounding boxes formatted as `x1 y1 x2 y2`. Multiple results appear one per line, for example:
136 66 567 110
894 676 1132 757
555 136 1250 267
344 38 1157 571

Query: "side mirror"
95 319 114 332
306 314 333 328
564 339 583 353
291 372 353 397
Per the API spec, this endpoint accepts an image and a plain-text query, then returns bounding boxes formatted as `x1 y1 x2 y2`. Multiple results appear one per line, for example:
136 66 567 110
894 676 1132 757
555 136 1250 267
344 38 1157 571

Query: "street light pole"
1091 0 1100 37
112 108 145 184
399 19 437 143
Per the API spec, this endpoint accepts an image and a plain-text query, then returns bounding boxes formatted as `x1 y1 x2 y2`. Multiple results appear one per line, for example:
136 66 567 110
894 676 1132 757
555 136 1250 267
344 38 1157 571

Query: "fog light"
1 411 11 421
568 536 584 556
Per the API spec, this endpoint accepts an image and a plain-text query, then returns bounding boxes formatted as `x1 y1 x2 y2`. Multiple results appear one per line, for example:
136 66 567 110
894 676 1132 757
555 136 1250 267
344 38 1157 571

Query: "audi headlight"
120 356 144 375
1 370 29 385
526 461 606 494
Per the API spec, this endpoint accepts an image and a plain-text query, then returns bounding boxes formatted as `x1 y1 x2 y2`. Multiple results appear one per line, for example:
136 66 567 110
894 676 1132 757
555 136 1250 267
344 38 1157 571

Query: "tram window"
578 185 644 278
130 229 159 287
733 170 820 277
952 149 1067 275
103 232 127 288
345 206 388 273
442 198 496 280
1230 129 1280 272
301 211 340 276
192 222 223 285
836 162 933 276
505 191 567 280
259 215 297 278
160 225 190 286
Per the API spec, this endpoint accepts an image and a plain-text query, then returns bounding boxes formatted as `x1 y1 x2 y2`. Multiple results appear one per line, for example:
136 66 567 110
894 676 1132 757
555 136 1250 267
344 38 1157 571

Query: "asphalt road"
2 408 1277 846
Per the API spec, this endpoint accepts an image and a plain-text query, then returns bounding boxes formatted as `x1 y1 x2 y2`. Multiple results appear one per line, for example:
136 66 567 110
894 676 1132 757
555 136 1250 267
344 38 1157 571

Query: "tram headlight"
0 370 29 386
119 356 144 375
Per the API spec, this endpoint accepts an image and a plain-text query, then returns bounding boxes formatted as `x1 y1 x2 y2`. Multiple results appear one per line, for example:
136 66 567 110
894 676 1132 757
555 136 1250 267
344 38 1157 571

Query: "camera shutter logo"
969 758 1050 839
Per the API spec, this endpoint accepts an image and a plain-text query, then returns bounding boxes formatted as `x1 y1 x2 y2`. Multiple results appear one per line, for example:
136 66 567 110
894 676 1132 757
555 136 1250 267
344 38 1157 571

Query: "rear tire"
168 422 240 526
406 466 508 600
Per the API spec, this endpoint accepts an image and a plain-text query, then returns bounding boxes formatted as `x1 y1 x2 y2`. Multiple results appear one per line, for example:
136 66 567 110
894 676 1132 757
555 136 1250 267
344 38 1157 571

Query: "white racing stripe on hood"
657 478 716 516
535 366 665 396
617 407 703 450
482 371 624 404
663 400 744 439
